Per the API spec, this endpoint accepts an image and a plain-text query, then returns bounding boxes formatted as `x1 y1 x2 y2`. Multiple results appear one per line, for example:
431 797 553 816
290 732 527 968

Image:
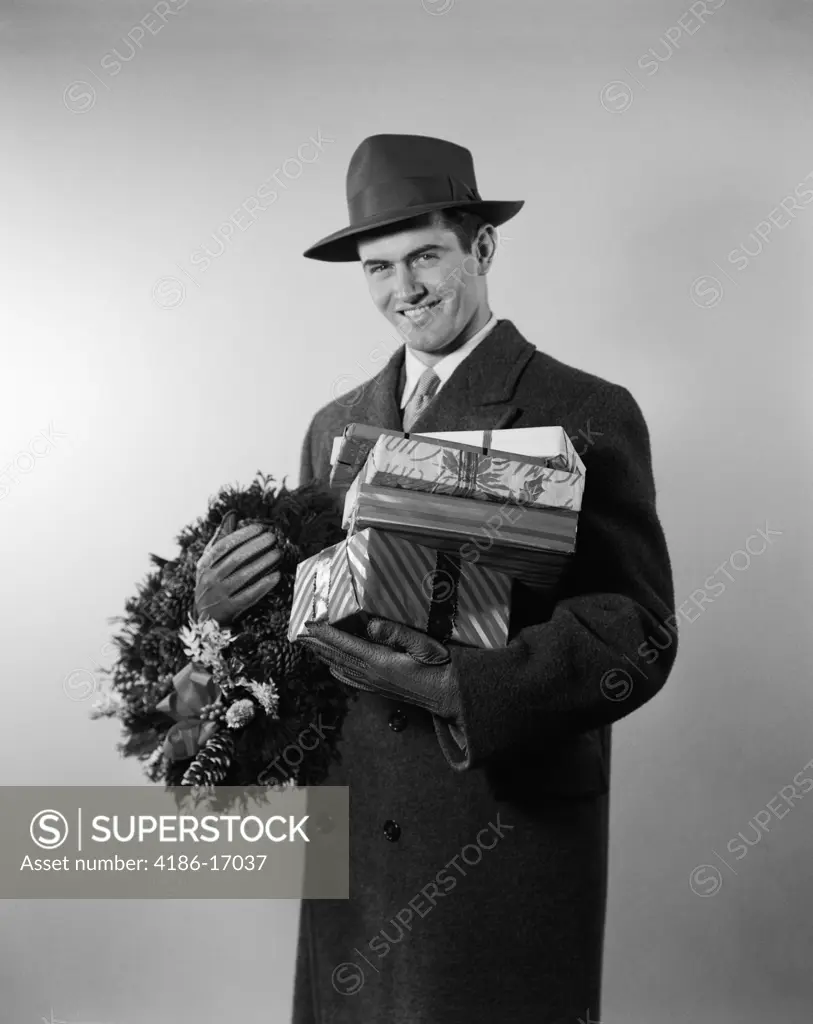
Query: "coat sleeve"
434 383 678 771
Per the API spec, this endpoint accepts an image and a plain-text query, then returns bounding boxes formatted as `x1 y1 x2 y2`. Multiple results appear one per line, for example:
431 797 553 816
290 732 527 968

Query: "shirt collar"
400 313 498 408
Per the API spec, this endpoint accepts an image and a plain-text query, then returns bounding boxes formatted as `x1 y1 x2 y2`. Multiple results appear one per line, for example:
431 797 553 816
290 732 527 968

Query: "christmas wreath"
93 473 352 791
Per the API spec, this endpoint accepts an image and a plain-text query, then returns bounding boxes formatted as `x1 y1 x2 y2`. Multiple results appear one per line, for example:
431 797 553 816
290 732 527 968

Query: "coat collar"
355 318 534 434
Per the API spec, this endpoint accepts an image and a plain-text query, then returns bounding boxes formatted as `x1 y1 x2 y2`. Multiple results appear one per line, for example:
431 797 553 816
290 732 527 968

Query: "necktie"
402 366 440 431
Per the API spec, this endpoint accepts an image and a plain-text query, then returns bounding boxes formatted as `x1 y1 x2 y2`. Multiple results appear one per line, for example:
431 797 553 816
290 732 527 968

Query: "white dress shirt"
399 313 498 409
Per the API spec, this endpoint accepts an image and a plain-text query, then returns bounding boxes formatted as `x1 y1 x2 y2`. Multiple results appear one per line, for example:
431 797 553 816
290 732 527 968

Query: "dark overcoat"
291 319 677 1024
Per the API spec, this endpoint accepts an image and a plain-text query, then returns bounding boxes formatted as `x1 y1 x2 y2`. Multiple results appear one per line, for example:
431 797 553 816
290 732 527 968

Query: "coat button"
388 707 408 732
383 819 401 842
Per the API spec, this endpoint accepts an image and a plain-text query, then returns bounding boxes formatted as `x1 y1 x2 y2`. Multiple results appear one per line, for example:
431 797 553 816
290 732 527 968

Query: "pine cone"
139 628 176 665
148 574 194 628
264 600 294 640
257 636 302 680
158 631 185 669
181 732 235 787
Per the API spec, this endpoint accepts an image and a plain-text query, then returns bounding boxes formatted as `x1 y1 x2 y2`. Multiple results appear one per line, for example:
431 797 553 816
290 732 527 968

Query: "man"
195 135 677 1024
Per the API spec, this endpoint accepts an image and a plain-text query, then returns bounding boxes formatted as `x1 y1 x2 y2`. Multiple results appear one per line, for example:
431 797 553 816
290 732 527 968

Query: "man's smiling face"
357 212 493 359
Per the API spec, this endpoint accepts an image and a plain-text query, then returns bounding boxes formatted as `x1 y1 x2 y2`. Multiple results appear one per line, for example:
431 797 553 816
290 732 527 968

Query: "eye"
415 253 438 265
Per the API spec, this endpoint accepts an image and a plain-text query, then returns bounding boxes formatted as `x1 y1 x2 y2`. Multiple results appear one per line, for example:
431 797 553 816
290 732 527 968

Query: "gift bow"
156 662 219 762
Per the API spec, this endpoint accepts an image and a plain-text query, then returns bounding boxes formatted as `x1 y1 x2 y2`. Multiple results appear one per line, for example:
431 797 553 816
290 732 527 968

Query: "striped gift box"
287 528 511 650
357 525 572 590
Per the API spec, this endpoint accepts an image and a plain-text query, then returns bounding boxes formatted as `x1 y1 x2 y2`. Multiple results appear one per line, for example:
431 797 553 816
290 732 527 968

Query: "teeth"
401 302 438 320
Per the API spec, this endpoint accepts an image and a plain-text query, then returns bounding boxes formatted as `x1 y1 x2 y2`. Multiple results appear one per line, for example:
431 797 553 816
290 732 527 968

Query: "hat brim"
302 199 525 262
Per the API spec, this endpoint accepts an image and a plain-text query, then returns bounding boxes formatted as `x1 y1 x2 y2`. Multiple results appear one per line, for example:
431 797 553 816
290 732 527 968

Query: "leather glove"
297 617 462 720
195 510 282 626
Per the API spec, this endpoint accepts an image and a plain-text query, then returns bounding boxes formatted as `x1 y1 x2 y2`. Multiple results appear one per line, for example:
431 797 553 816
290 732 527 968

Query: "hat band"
348 175 481 224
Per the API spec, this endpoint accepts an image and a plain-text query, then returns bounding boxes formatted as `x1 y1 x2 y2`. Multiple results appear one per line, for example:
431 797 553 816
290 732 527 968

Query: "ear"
476 224 498 271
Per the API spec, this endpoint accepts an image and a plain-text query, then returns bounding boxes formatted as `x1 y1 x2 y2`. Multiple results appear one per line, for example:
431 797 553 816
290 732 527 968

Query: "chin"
406 334 453 354
399 321 455 348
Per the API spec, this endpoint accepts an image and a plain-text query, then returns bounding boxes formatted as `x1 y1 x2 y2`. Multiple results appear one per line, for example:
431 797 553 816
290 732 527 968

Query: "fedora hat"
303 133 524 262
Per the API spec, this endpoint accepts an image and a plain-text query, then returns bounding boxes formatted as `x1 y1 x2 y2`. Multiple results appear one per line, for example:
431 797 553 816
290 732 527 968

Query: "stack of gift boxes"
288 425 586 652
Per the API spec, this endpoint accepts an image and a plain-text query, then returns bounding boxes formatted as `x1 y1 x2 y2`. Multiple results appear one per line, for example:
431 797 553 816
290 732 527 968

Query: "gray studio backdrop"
1 0 811 1021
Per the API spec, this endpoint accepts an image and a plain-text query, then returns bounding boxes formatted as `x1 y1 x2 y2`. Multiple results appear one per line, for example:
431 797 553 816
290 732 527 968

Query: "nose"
392 263 425 306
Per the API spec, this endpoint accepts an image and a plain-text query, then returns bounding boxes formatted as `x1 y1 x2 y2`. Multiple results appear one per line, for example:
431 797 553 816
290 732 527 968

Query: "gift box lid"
329 423 584 488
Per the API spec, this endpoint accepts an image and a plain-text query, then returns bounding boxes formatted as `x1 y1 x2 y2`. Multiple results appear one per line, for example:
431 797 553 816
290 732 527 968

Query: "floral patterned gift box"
361 433 584 511
328 424 585 502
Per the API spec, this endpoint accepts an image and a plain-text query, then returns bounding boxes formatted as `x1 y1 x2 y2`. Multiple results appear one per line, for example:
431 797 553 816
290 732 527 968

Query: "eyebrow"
361 244 445 270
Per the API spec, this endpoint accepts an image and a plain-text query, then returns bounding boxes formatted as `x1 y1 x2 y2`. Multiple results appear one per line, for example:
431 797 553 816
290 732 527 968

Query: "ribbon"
156 662 219 762
349 175 482 222
451 450 480 498
424 551 461 644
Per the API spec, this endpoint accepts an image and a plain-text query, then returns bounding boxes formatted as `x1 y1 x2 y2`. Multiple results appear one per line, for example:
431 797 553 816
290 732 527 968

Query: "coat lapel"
406 319 535 435
350 346 405 430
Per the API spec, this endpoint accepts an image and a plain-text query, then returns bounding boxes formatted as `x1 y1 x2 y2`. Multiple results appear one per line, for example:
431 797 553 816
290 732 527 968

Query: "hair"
429 208 490 254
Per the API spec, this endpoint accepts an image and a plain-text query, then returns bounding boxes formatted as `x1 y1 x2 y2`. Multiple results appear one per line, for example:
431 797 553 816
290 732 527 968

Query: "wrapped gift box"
329 423 584 491
287 528 511 649
361 433 584 511
329 425 403 489
342 476 577 589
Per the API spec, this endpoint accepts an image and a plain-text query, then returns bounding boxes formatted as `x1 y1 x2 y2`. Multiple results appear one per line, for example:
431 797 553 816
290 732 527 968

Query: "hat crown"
347 134 478 201
302 132 523 261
